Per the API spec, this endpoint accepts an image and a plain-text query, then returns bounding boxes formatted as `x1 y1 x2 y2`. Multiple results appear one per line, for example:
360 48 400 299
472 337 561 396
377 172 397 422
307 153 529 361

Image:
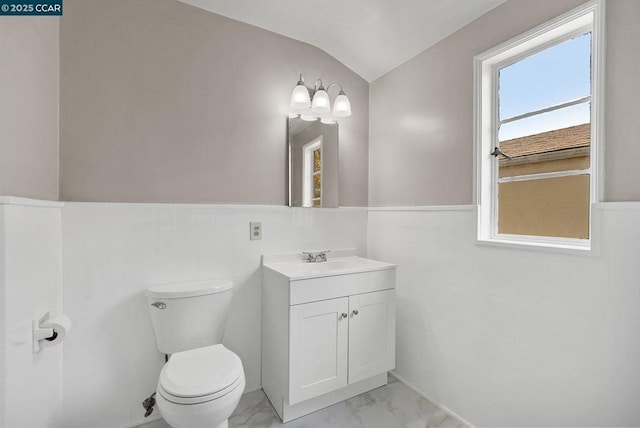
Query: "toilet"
145 280 245 428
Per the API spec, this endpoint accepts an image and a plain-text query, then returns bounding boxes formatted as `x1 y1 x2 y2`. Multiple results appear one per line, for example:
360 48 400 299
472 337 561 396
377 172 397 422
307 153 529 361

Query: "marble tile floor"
138 375 469 428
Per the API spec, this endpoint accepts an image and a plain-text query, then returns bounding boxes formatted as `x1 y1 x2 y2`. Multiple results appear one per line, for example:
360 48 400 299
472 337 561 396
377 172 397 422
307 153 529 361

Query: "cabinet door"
348 289 396 384
289 297 349 404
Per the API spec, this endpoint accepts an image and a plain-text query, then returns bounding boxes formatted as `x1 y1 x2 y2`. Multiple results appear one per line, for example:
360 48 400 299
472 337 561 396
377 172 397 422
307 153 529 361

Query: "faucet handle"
302 250 331 262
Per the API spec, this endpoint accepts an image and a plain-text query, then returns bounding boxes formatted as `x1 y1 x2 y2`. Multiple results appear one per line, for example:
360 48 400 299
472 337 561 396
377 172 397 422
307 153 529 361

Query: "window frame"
473 0 606 251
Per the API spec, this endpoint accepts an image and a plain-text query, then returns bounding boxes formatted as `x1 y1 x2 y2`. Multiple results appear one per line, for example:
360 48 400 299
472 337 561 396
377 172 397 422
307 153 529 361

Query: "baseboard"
389 371 476 428
281 373 387 423
244 384 263 394
125 413 162 428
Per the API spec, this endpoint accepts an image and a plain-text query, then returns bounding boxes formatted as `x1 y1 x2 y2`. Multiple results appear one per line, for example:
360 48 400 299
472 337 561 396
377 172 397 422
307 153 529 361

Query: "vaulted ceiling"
177 0 507 82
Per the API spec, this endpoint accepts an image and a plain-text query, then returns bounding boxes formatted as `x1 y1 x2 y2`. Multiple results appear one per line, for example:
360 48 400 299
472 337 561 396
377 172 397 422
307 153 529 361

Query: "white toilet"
145 280 245 428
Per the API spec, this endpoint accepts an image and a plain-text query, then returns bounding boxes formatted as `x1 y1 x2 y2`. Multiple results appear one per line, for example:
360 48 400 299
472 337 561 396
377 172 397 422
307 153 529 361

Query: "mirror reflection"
288 117 339 207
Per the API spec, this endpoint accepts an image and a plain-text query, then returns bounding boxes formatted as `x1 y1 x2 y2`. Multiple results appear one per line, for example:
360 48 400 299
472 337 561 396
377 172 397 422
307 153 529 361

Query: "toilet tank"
145 280 233 355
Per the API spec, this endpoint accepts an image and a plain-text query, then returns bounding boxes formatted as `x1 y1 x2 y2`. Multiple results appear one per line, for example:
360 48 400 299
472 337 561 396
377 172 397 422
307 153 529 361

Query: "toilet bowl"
144 280 244 428
156 344 245 428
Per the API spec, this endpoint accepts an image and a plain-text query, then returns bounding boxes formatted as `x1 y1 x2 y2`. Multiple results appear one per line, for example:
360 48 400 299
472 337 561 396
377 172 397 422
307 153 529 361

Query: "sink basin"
262 250 395 281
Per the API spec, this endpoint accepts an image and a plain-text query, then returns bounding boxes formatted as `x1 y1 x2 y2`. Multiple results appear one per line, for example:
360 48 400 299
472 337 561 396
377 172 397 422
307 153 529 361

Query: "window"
302 137 322 207
474 0 604 250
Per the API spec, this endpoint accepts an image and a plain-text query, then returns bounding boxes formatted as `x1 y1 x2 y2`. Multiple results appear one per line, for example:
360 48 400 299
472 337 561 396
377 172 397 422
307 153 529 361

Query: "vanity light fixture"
289 74 352 122
290 75 311 110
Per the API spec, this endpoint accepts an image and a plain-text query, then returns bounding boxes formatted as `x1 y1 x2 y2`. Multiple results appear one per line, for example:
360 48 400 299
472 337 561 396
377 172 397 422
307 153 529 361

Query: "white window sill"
476 236 592 255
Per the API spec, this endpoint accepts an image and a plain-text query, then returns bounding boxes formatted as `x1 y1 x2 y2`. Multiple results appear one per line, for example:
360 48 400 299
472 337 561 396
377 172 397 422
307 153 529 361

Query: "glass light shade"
321 117 336 124
290 84 311 110
332 92 351 117
311 89 331 114
300 114 318 122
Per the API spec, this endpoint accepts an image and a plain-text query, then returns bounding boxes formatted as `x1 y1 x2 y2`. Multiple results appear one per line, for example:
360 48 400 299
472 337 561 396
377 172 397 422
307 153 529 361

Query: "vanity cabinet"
347 289 396 384
289 289 395 404
289 297 349 403
262 251 396 423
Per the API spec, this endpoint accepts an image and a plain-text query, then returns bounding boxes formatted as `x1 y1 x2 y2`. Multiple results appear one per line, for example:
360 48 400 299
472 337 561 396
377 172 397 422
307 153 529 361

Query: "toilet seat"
158 344 243 405
158 376 243 405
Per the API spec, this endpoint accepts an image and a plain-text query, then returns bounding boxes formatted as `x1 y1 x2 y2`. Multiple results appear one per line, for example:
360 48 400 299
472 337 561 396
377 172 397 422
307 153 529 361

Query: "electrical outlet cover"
250 222 262 240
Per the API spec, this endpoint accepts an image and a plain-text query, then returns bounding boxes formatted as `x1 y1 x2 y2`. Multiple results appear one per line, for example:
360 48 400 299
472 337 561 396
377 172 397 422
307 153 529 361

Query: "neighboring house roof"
500 123 590 159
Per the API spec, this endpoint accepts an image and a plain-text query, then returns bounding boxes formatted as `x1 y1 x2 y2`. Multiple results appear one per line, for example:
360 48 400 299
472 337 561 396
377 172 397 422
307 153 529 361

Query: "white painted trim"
0 196 64 207
389 371 475 428
243 385 263 394
367 205 475 212
497 168 589 183
473 0 605 250
499 95 591 125
477 236 593 255
499 146 589 166
592 0 607 202
60 201 368 211
473 2 597 65
367 202 637 213
594 202 640 210
122 414 162 428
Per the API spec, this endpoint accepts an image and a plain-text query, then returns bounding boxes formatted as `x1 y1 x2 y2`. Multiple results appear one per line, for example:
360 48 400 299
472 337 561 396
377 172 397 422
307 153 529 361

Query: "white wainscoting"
61 203 368 428
368 203 640 427
0 198 64 428
4 199 639 428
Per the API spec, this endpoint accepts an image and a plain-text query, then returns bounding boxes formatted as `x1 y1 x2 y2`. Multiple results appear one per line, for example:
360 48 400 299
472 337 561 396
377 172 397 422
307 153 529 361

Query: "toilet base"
156 376 244 428
162 417 228 428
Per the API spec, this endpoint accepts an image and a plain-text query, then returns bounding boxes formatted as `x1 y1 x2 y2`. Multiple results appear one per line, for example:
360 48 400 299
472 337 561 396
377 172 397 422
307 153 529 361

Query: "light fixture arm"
304 77 345 95
325 82 344 94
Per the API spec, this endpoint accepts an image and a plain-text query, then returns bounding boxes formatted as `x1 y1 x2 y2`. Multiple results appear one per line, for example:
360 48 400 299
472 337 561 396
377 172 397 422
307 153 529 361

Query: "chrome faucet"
303 250 330 263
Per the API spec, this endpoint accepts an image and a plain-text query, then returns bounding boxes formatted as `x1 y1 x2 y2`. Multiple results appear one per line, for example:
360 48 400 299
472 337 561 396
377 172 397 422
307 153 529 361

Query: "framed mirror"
288 117 339 207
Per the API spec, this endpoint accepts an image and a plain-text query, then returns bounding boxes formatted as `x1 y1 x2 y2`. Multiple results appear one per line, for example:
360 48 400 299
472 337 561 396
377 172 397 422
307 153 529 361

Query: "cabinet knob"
341 313 348 319
352 309 359 316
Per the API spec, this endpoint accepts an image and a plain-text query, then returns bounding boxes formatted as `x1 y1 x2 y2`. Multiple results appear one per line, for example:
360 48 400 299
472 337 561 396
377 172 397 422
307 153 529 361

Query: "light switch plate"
250 222 262 240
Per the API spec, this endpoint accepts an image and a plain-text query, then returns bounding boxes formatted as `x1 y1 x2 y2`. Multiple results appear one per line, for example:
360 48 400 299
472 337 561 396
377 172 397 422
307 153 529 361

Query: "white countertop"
263 252 395 281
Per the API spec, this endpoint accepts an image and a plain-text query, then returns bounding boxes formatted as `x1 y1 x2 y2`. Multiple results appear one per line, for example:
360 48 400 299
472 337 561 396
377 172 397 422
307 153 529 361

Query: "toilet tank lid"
145 280 233 299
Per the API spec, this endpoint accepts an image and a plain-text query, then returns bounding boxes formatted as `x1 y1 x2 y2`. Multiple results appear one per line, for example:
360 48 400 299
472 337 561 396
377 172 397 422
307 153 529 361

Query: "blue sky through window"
499 32 591 141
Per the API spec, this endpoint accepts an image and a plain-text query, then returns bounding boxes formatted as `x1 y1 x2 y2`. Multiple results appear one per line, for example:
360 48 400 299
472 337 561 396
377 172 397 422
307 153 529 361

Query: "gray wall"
604 0 640 201
369 0 640 206
60 0 369 206
0 18 59 201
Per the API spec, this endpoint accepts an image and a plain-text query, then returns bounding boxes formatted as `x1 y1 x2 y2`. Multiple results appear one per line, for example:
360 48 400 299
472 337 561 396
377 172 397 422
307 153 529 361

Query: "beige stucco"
499 174 590 238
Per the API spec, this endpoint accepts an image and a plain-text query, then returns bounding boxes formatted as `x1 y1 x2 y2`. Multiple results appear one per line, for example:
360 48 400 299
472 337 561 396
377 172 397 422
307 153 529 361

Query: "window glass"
499 32 591 120
313 174 321 199
313 148 321 172
498 123 590 177
499 102 590 142
498 174 590 239
495 32 591 239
